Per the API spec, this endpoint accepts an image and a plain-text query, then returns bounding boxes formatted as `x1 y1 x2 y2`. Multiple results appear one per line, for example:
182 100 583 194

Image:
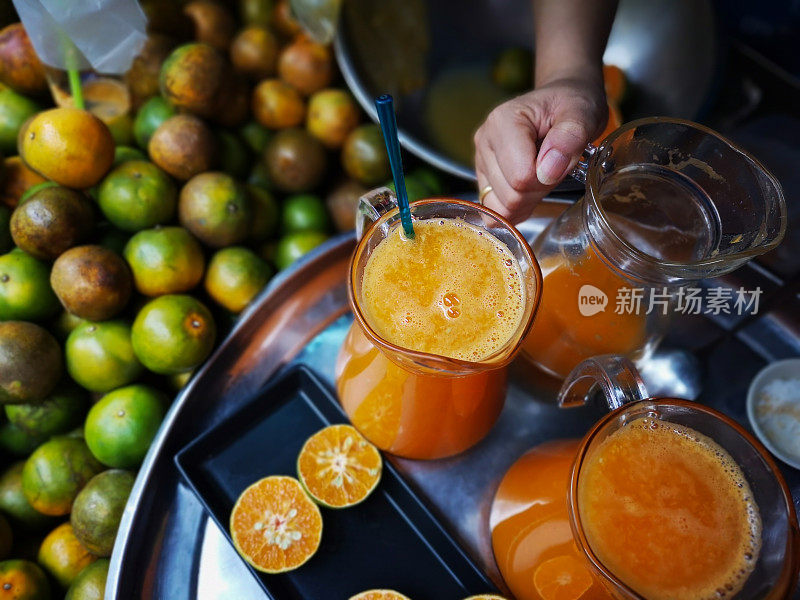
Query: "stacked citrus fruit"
0 1 446 597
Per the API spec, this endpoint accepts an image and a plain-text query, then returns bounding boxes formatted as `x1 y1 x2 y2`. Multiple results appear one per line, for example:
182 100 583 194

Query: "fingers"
489 106 541 197
473 84 604 222
476 144 537 224
536 107 597 186
474 102 545 224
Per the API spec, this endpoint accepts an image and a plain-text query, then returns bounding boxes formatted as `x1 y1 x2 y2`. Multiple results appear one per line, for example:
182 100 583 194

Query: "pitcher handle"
569 143 598 184
558 354 649 410
356 187 399 241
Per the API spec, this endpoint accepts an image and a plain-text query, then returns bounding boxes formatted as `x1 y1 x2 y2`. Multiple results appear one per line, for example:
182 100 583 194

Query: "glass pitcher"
335 189 542 460
490 355 799 600
521 118 787 379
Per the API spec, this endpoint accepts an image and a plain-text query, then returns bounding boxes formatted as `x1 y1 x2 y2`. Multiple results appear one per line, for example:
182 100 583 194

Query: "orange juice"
490 440 612 600
336 217 526 459
521 245 646 378
336 323 507 458
360 218 525 361
578 418 762 600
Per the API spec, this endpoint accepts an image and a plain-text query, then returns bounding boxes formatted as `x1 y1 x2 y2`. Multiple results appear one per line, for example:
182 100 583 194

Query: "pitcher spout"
735 163 787 257
356 187 398 241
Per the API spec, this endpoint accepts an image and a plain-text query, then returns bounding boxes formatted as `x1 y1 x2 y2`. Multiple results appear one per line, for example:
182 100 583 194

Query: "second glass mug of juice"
491 355 800 600
335 190 542 460
521 117 787 378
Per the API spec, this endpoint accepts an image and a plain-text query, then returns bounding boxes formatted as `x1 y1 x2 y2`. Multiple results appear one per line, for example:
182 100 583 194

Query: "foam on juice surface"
578 418 762 600
360 218 525 361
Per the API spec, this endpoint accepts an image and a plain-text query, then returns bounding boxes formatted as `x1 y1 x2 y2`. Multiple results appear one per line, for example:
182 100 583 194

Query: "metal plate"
335 0 720 183
107 199 800 599
174 365 499 599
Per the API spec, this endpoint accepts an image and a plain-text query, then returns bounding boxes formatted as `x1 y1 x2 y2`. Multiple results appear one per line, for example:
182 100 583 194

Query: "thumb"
535 114 595 186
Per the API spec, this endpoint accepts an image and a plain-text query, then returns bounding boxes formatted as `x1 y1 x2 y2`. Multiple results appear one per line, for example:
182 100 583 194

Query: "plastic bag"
289 0 342 44
11 0 147 74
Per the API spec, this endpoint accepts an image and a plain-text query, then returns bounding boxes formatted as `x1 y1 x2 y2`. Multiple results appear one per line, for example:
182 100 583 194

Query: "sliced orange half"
297 424 382 508
229 475 322 573
533 554 593 600
462 596 511 600
349 591 412 600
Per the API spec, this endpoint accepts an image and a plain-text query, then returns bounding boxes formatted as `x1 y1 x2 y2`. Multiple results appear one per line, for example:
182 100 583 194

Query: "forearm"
533 0 618 86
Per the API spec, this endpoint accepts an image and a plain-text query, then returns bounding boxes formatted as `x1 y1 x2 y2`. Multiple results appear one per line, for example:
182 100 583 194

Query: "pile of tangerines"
0 1 445 598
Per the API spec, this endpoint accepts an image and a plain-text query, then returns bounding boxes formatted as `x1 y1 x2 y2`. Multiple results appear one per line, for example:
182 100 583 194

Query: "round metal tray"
106 199 799 599
105 200 586 599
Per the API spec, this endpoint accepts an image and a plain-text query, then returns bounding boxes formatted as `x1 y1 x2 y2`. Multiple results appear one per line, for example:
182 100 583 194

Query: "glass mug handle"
558 354 649 410
356 187 398 241
569 143 598 184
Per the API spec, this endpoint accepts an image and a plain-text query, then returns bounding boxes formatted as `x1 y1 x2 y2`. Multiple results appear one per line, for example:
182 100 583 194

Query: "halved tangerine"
297 424 382 508
229 475 322 573
462 595 510 599
533 554 593 600
349 591 412 600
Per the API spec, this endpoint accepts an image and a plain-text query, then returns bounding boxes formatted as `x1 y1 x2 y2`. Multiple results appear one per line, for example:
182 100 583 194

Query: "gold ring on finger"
478 185 493 205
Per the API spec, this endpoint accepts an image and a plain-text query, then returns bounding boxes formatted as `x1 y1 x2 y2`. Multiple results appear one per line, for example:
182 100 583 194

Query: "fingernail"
537 149 568 186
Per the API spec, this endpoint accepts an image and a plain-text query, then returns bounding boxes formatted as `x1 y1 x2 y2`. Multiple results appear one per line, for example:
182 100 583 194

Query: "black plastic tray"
174 364 499 600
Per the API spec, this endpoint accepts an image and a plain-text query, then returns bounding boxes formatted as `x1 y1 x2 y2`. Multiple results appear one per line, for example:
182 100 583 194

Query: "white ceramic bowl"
746 358 800 470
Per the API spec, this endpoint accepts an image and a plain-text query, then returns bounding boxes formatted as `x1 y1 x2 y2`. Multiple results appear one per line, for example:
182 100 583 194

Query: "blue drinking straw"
375 94 415 239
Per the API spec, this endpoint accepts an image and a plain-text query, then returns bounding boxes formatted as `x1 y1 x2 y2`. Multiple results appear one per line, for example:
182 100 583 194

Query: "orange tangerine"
37 522 97 588
0 24 48 96
20 108 114 189
272 0 303 39
602 64 628 105
252 79 306 130
349 591 412 600
297 425 382 509
533 555 594 600
592 100 623 146
0 156 47 209
0 560 50 600
230 476 322 573
278 36 333 96
183 0 236 52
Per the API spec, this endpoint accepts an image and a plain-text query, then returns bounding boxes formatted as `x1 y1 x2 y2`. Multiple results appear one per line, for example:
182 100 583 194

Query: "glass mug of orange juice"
335 190 542 459
491 355 799 600
521 118 787 378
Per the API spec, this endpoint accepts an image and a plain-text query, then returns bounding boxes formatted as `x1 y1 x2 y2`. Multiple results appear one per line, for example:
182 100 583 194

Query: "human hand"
474 74 607 223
